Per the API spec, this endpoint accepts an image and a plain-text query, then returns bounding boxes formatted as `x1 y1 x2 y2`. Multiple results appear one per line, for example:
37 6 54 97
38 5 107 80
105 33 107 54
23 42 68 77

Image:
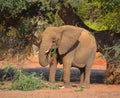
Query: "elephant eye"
52 39 56 42
52 37 56 43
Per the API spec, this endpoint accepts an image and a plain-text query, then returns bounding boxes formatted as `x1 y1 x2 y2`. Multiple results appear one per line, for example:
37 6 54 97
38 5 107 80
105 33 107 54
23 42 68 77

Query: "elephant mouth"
39 45 57 67
45 48 57 58
44 48 57 64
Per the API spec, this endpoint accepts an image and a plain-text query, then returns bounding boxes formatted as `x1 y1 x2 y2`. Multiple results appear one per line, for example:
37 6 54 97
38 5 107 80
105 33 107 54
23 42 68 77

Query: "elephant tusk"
45 49 50 54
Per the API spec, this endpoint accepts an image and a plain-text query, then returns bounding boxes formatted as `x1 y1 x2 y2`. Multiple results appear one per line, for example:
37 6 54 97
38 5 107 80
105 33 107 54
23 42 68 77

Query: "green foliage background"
0 0 120 60
0 0 120 86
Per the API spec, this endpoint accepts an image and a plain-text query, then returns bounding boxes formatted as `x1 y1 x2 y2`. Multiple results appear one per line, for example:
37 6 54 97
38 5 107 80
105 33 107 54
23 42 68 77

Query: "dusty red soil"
0 52 120 98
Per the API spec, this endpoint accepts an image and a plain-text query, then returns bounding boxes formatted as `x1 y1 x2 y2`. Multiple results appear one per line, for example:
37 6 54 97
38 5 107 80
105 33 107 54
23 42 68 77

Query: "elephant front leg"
63 65 71 88
62 51 74 88
49 56 57 82
63 56 72 88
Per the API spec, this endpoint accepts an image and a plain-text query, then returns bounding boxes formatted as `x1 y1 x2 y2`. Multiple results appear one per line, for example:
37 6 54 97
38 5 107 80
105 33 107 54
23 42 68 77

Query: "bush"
103 46 120 84
1 64 59 91
10 72 48 91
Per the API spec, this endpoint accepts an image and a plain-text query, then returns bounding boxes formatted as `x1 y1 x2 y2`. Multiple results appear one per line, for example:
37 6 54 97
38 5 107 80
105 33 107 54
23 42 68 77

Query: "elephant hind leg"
79 67 85 87
84 66 91 88
79 66 91 88
82 52 96 88
83 58 95 88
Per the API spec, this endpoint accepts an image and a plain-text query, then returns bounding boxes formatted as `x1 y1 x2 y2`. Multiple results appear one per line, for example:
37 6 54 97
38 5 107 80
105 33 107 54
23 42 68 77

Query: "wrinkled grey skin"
39 25 97 88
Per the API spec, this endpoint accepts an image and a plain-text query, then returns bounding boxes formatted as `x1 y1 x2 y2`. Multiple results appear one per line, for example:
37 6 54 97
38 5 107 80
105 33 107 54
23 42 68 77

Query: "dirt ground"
0 52 120 98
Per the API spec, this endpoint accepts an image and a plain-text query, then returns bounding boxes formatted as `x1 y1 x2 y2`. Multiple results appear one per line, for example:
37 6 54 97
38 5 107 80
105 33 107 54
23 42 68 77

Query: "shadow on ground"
0 67 105 84
24 68 105 84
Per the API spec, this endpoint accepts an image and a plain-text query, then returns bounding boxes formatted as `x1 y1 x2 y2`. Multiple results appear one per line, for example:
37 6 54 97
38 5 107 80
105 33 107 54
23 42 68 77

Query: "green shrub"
10 72 48 91
103 46 120 84
1 64 59 91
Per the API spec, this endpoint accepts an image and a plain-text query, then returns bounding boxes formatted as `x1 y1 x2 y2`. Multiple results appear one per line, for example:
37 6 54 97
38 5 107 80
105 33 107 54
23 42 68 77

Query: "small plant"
2 63 14 81
0 82 6 90
58 69 63 81
75 87 84 92
47 83 60 89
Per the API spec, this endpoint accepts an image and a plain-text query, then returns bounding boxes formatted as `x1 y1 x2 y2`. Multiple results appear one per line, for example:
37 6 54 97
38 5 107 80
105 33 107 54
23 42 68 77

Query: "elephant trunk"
39 43 51 67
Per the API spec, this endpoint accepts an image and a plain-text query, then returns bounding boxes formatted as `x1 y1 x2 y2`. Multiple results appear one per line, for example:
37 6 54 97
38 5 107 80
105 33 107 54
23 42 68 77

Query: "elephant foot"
49 79 55 83
64 82 71 88
59 83 71 89
80 83 90 88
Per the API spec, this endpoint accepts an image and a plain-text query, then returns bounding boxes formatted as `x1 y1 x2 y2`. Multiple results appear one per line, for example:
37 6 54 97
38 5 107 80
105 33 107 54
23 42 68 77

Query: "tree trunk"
58 2 120 84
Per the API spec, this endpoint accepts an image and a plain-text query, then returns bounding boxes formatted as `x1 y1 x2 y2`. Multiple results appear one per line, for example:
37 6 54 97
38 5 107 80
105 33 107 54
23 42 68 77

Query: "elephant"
39 25 97 88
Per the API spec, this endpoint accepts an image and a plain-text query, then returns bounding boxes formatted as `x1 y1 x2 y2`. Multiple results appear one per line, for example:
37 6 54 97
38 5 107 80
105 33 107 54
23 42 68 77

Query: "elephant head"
39 25 83 67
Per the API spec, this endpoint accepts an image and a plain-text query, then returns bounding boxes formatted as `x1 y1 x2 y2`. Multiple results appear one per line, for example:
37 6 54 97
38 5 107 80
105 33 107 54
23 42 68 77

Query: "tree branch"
58 3 120 53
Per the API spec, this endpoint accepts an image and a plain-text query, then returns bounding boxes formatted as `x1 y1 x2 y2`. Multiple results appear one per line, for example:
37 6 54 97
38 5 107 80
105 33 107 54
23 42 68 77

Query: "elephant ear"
58 27 83 55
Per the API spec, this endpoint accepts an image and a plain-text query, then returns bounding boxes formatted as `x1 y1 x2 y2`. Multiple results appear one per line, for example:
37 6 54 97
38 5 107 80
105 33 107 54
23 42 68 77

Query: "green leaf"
50 49 56 57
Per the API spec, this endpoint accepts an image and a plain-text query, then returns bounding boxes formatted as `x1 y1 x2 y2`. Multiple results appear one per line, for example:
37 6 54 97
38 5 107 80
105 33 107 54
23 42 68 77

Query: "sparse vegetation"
103 46 120 84
10 72 47 91
0 64 60 91
75 87 84 92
